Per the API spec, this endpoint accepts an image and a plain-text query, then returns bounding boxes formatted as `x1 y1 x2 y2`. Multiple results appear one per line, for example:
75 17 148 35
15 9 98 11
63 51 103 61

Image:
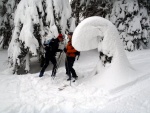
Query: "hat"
68 32 73 36
57 34 63 38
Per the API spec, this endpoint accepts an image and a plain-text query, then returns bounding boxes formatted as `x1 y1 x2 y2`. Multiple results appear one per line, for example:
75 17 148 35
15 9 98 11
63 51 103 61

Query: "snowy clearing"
0 49 150 113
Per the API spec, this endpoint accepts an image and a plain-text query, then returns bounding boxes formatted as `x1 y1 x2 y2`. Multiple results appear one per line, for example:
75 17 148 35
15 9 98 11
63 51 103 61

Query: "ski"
58 84 69 91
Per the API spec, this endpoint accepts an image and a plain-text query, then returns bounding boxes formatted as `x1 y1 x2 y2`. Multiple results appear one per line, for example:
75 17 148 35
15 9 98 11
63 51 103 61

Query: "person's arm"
57 49 63 52
53 41 62 52
67 47 77 53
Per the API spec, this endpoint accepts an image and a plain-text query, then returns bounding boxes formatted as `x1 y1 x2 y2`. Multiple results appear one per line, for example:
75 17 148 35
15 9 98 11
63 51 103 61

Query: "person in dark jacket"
39 34 64 77
64 32 78 81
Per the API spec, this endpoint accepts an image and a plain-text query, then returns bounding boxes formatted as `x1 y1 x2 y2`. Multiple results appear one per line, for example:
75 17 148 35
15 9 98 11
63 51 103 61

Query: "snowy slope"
0 49 150 113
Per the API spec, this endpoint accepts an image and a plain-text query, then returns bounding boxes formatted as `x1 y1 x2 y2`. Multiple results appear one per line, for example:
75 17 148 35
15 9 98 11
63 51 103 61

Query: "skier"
39 34 64 77
64 32 78 81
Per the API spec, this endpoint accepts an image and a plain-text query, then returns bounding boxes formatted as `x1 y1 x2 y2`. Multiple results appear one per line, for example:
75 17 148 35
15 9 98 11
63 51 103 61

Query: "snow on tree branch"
8 0 75 74
108 0 150 51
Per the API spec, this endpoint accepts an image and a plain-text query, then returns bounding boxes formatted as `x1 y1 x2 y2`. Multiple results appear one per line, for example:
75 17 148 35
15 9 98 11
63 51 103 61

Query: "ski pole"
52 51 64 79
77 55 80 60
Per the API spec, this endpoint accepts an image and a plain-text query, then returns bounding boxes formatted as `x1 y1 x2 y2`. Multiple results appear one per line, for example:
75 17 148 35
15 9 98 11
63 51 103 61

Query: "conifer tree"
8 0 75 74
108 0 150 51
71 0 112 25
0 0 20 49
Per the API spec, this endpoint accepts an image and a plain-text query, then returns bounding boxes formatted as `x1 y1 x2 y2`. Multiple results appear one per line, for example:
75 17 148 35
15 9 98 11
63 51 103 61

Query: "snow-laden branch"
8 0 75 74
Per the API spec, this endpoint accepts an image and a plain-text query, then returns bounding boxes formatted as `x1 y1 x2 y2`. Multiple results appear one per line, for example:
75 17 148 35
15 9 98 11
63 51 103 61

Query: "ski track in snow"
100 72 150 113
0 72 109 113
1 49 150 112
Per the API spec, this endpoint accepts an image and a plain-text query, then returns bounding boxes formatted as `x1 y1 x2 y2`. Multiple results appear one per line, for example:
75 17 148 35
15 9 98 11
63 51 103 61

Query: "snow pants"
40 55 57 76
65 56 77 79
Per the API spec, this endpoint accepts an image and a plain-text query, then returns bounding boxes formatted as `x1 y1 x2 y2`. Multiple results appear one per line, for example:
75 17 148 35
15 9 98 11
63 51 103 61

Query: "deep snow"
0 49 150 113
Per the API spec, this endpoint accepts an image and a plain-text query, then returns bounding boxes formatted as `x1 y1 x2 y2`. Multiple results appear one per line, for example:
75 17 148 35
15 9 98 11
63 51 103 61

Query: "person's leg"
70 57 78 78
67 57 78 80
66 57 71 80
39 56 49 77
65 57 70 76
50 56 57 77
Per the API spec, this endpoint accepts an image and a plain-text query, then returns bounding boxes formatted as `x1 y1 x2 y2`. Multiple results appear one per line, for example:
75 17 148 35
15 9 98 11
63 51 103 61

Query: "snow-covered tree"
71 0 112 25
108 0 150 51
138 0 150 13
8 0 75 74
72 16 136 89
0 0 20 49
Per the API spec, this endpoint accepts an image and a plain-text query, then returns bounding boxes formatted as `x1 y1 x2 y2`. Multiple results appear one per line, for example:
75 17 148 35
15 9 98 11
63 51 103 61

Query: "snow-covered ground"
0 49 150 113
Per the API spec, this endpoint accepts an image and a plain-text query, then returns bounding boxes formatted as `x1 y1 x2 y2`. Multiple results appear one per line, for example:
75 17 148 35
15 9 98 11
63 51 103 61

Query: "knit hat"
57 34 63 38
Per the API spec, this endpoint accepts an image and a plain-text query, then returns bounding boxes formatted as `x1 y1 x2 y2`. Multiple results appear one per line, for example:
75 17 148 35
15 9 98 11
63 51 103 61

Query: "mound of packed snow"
72 16 138 90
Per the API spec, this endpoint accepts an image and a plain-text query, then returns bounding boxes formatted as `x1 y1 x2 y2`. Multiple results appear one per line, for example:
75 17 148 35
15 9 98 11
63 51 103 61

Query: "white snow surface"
72 16 136 90
0 49 150 113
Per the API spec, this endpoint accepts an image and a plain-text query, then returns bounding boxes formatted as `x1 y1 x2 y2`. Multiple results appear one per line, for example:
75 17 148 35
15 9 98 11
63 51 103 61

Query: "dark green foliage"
99 51 112 66
33 24 41 46
71 0 112 25
108 0 150 51
0 0 21 49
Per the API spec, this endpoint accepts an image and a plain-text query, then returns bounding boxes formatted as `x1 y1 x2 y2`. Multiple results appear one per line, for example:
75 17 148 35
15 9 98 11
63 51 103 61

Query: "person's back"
39 34 64 77
45 38 59 57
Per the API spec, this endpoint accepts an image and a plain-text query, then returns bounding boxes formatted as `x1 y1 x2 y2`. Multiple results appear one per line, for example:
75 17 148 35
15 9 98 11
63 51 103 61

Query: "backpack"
44 39 53 46
44 38 55 51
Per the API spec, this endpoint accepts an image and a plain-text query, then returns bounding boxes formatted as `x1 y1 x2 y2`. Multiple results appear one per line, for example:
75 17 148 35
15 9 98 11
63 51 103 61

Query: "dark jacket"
44 38 61 57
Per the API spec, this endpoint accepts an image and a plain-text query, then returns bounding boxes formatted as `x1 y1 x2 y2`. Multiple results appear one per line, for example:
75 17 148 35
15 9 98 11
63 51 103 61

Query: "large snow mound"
72 16 137 90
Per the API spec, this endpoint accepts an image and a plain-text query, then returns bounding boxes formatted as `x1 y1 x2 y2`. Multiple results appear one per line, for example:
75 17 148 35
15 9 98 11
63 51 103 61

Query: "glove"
75 51 80 56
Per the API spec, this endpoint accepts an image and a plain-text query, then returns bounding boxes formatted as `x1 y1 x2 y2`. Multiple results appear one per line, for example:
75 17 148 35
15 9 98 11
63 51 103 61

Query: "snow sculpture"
72 16 136 89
